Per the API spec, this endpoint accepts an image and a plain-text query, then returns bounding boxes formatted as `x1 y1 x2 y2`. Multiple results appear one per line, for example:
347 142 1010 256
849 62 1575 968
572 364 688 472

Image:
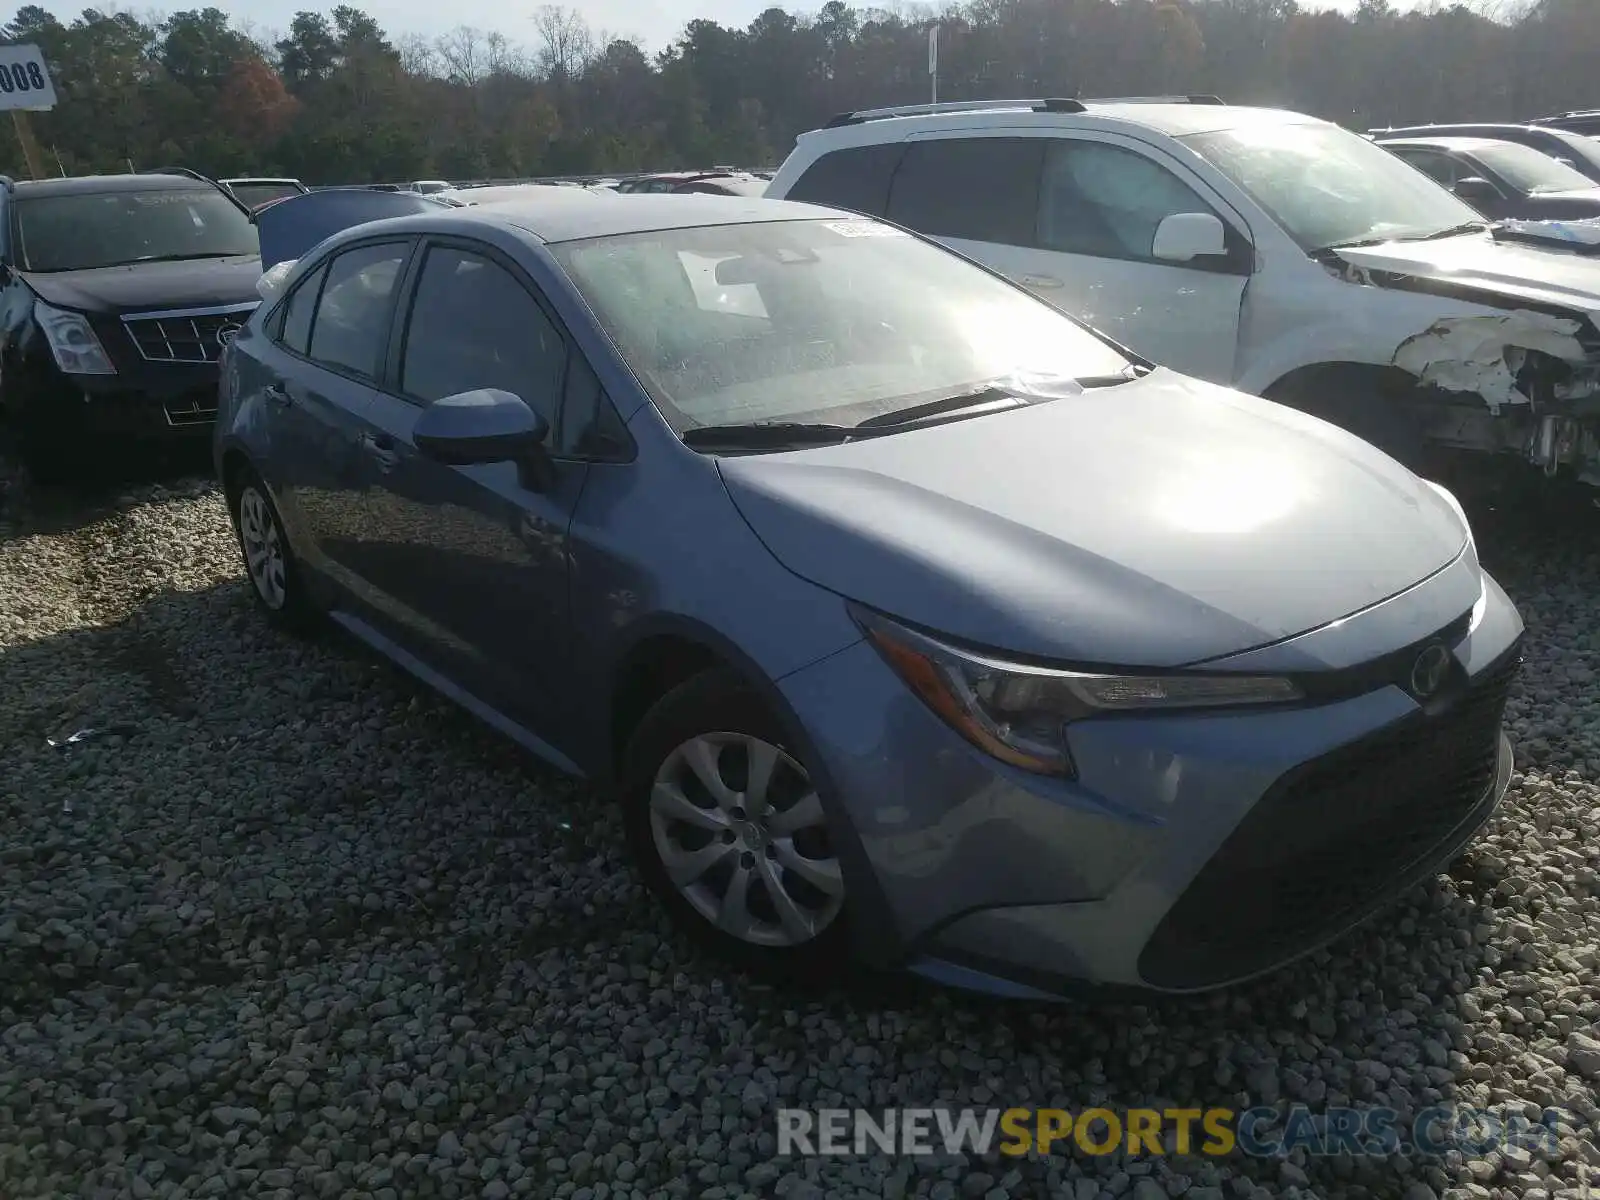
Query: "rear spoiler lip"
253 188 459 271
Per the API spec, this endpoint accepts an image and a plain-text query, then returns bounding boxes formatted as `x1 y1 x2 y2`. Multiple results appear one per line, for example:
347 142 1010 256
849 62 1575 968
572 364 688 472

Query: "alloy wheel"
648 732 844 948
238 485 287 610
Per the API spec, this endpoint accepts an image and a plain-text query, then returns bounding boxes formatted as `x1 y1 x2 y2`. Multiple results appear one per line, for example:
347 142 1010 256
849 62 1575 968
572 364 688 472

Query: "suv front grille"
1137 645 1521 991
122 305 257 364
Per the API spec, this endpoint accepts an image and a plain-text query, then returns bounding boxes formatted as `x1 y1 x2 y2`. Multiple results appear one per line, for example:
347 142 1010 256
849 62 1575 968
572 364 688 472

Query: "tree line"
1 0 1595 186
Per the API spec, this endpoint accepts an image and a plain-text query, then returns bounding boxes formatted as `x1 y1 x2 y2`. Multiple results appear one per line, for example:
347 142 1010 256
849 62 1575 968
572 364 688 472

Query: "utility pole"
929 24 938 105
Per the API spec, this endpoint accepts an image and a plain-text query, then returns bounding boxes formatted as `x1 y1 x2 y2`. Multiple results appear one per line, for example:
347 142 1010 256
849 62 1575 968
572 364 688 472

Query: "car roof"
462 190 849 244
1377 136 1509 154
11 173 218 198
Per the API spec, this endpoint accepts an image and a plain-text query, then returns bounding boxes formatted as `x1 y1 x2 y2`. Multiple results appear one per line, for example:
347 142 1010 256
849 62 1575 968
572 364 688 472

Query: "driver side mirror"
413 388 555 491
1452 177 1502 208
1152 212 1229 264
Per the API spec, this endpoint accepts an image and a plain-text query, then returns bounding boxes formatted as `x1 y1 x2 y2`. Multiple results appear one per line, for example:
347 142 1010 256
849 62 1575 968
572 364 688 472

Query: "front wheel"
621 669 851 980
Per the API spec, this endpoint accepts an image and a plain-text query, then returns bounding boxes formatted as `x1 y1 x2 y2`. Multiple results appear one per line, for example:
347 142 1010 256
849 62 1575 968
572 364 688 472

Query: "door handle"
359 431 400 473
263 383 291 406
1017 274 1063 290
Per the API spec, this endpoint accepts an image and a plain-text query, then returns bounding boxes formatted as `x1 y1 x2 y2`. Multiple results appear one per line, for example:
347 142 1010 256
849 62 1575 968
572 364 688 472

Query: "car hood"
20 255 263 315
718 371 1468 668
1336 230 1600 317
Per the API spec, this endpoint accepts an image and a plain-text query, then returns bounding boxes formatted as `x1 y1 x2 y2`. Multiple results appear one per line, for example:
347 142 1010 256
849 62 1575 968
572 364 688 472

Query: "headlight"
853 606 1302 777
1425 479 1475 554
34 300 116 375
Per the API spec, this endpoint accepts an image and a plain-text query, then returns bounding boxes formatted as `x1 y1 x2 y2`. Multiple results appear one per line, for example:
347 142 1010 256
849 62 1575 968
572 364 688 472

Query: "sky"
30 0 1427 60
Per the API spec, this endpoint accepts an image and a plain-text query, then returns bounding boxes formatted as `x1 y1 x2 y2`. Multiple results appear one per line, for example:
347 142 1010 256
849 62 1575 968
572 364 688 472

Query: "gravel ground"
3 463 1600 1200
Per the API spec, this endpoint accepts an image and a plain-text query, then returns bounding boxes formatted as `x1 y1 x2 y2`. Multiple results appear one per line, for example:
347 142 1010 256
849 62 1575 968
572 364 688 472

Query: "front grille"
1138 646 1522 990
122 305 256 364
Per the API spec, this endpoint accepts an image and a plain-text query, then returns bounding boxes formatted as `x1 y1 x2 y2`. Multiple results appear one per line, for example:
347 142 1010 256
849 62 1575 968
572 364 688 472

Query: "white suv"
766 96 1600 489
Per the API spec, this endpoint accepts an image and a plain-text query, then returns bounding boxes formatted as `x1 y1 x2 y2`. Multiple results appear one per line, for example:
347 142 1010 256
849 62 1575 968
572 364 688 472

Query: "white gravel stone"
3 468 1600 1199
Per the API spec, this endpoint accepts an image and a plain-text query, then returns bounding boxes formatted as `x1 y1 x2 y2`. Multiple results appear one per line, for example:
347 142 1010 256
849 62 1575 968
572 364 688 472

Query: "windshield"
1471 142 1596 194
227 182 304 209
16 188 258 272
1184 122 1483 252
550 218 1133 431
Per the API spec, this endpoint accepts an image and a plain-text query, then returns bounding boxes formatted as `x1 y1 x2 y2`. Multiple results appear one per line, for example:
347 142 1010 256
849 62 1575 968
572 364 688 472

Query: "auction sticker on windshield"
823 220 909 238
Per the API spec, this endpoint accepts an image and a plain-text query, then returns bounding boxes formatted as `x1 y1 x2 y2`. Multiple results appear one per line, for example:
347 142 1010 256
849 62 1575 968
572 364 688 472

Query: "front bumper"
779 562 1524 995
22 371 219 440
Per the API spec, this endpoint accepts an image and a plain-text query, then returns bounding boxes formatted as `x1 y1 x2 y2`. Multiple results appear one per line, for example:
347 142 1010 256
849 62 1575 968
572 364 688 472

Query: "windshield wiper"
1072 364 1152 388
105 251 253 267
856 384 1020 429
1409 221 1493 241
681 421 861 449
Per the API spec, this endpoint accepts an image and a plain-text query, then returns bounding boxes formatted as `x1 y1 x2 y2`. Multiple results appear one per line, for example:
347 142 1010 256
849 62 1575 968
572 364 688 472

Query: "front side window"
399 246 565 433
1185 122 1484 252
552 216 1133 432
885 138 1043 247
306 242 409 379
1039 141 1223 262
15 187 259 272
1387 149 1463 188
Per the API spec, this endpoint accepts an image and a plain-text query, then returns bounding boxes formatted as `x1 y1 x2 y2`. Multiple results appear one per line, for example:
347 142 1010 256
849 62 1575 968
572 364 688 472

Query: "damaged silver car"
766 98 1600 489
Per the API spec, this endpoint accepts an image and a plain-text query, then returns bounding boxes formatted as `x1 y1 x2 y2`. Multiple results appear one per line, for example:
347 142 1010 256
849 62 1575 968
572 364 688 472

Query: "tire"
229 466 318 633
620 668 852 981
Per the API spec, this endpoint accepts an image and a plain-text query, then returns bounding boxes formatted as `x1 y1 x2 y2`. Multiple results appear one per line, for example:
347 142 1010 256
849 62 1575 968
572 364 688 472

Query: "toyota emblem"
1409 643 1452 699
215 322 242 349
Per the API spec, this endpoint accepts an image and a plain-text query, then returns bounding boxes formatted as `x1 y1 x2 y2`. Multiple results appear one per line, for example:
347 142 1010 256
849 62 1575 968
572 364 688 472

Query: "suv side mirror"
1152 212 1229 263
1453 177 1501 208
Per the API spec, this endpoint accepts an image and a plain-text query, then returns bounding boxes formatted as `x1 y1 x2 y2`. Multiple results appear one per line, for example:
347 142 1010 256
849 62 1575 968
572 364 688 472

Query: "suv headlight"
34 300 116 375
854 605 1302 777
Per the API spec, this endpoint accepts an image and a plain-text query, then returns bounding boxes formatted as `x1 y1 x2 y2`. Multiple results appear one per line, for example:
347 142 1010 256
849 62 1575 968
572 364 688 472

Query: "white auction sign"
0 44 57 111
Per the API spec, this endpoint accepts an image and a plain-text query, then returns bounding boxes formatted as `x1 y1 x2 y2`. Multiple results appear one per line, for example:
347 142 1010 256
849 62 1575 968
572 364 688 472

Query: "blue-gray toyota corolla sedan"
216 188 1524 997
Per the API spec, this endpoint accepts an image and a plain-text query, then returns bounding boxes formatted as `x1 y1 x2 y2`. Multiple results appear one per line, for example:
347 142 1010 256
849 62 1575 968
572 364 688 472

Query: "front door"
350 239 589 733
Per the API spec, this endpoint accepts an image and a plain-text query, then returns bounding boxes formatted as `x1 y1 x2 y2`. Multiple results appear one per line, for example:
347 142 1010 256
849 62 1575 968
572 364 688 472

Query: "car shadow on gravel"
0 430 212 539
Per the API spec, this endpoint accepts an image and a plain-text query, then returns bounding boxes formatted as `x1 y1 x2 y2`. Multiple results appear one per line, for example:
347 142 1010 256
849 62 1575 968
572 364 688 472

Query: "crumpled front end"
1389 306 1600 484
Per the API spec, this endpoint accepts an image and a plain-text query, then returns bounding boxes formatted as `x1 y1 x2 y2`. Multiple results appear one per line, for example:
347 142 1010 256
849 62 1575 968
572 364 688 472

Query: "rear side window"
277 264 326 356
307 242 409 380
784 144 904 217
886 138 1043 246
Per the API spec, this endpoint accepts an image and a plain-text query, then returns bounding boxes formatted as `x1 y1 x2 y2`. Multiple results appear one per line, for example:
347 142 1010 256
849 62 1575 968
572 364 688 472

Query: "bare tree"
531 5 596 79
398 31 439 76
437 25 485 84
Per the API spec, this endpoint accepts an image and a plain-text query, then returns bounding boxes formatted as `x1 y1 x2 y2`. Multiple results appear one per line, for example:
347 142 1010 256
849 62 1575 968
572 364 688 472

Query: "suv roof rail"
1082 94 1225 105
820 92 1222 127
139 166 211 182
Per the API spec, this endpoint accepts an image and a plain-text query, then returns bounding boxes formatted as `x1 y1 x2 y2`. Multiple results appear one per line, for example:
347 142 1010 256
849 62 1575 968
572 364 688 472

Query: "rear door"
248 239 414 592
348 237 595 733
882 132 1253 384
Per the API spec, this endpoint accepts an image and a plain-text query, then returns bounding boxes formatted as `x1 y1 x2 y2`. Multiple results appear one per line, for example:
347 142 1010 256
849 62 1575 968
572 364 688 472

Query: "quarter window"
785 144 904 217
306 242 408 379
1038 141 1223 263
276 264 326 356
885 138 1043 247
399 246 565 434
